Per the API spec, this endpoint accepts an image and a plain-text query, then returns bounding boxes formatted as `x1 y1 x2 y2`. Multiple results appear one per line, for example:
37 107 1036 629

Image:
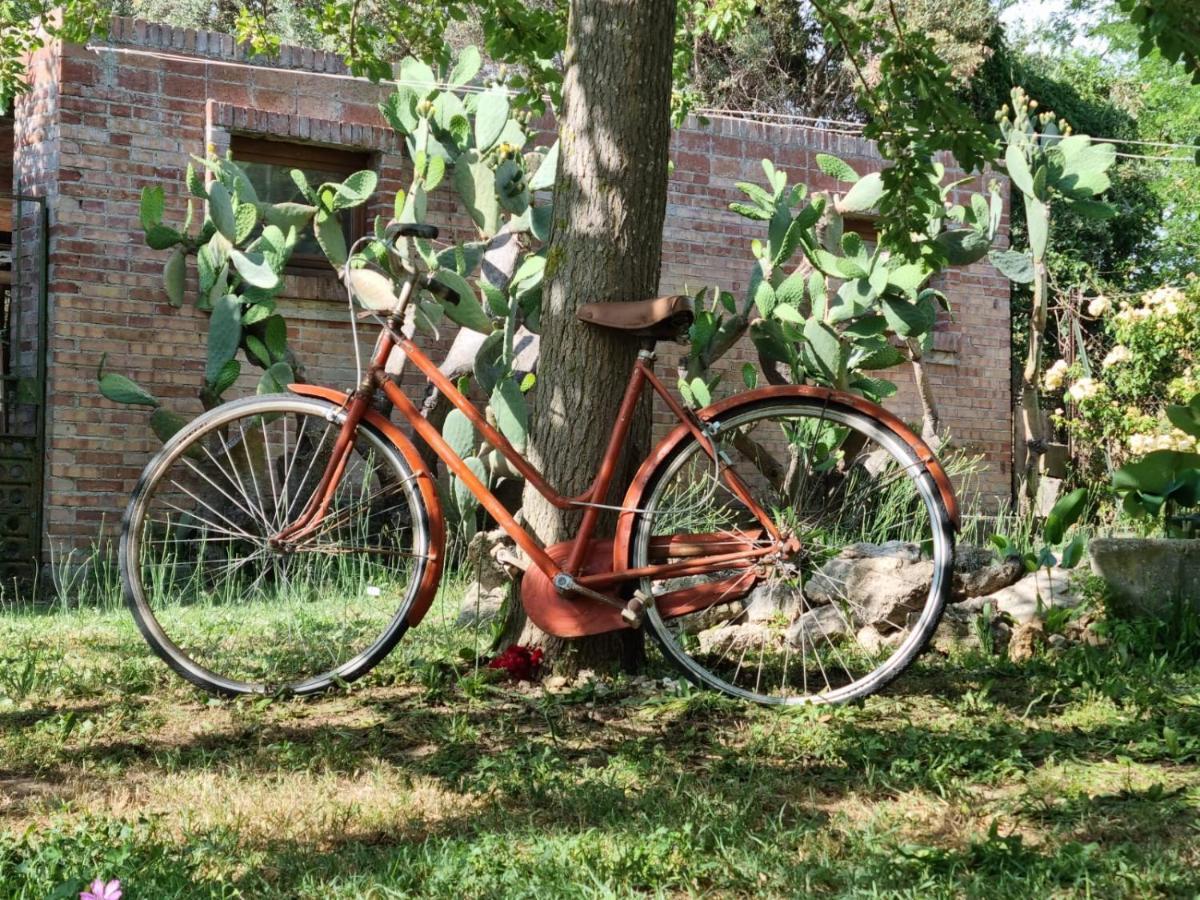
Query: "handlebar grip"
385 221 440 241
421 273 461 306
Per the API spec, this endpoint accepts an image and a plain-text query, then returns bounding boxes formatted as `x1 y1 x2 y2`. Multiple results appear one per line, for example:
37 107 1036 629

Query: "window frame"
230 135 373 273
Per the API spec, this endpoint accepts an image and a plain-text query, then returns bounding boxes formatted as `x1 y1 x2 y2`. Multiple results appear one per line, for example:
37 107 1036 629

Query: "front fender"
613 385 960 573
287 384 446 628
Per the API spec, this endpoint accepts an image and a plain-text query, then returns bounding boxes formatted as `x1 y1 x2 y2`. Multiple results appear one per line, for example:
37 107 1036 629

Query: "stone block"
1089 538 1200 617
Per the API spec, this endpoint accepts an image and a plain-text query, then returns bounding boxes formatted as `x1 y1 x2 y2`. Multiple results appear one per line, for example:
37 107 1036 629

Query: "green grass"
0 589 1198 898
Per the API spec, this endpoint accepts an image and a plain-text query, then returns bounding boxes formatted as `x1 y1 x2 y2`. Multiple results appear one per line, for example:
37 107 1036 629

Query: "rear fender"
613 385 960 572
287 384 445 627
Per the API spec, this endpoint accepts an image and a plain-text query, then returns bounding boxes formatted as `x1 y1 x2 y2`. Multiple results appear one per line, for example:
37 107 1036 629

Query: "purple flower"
80 878 122 900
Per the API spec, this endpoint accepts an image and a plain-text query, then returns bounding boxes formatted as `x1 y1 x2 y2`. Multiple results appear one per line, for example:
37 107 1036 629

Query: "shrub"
1051 275 1200 471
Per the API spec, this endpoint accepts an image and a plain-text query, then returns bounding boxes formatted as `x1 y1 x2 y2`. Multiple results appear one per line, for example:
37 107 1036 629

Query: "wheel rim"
633 401 951 705
123 397 429 695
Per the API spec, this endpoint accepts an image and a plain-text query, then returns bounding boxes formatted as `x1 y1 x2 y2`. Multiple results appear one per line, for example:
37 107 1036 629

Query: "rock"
953 556 1025 600
456 530 516 626
984 567 1080 623
949 595 989 616
744 582 802 623
931 603 1012 656
786 604 852 646
697 623 779 657
1089 538 1200 618
856 623 905 654
1047 633 1068 652
931 603 972 654
807 548 934 629
842 541 923 562
954 543 995 574
544 675 569 691
1008 620 1046 663
678 600 747 634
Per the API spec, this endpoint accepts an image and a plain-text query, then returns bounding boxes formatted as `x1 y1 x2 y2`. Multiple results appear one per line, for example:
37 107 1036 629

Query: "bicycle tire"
628 395 955 705
120 394 432 697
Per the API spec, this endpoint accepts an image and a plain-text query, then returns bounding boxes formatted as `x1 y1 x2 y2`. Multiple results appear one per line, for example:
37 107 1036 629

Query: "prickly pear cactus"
366 46 557 491
100 153 375 442
106 43 556 482
688 155 1001 422
994 86 1116 503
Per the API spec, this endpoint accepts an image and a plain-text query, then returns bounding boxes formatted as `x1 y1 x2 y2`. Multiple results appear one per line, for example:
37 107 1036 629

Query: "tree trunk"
1018 257 1050 509
906 338 943 451
504 0 679 675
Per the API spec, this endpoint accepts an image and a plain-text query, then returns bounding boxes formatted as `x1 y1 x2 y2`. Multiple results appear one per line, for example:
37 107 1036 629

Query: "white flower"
1129 429 1198 455
1087 296 1111 317
1168 429 1199 452
1067 377 1105 404
1103 345 1132 368
1144 286 1185 309
1044 359 1070 391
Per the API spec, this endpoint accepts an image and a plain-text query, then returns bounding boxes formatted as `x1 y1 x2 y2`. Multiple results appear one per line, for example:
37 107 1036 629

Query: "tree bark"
906 339 943 451
1019 256 1050 509
505 0 679 675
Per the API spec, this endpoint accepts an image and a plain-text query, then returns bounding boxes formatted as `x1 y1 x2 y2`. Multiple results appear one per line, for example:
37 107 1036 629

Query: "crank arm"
553 574 651 627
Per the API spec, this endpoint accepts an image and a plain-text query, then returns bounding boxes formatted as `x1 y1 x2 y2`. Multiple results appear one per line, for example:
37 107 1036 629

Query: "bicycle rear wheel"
629 395 954 705
120 395 432 696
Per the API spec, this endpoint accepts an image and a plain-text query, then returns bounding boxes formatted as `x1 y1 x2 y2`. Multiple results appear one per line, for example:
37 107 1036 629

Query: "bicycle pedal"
621 591 653 628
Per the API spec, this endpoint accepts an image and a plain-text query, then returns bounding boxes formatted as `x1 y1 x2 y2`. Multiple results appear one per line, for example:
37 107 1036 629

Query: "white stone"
744 582 802 623
807 554 934 629
697 622 778 657
985 567 1080 623
856 623 905 654
786 604 852 646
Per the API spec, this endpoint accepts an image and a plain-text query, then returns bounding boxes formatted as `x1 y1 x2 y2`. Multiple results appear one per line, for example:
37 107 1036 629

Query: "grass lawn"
0 583 1198 899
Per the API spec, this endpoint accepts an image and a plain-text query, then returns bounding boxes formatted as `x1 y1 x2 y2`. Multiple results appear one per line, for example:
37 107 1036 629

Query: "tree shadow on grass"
7 791 1195 899
4 650 1199 897
10 672 1194 808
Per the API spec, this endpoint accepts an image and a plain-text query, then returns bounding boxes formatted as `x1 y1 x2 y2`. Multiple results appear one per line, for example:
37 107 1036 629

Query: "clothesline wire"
87 44 1199 165
695 109 1197 165
693 106 1200 153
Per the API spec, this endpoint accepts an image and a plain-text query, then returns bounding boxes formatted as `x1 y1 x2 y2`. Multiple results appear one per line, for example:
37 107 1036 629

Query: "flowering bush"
1048 275 1200 470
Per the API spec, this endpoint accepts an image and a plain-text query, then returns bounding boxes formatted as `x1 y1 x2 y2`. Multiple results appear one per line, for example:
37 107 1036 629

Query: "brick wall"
13 17 1012 556
1 114 13 196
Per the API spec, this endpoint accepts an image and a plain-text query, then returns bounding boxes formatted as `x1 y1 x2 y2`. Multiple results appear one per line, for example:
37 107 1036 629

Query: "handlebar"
419 272 461 306
385 222 440 241
379 220 460 308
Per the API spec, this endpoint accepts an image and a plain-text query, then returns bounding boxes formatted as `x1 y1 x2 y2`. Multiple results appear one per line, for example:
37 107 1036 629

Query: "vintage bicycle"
119 222 959 705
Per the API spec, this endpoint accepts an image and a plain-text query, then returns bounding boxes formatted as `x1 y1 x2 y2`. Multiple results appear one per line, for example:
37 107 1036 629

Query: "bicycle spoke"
181 454 266 531
635 398 950 705
158 491 258 542
239 422 275 530
215 431 270 532
260 416 282 529
127 399 431 696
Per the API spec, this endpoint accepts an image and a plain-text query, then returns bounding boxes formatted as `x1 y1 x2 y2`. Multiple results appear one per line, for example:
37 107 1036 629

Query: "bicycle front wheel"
629 395 954 705
120 395 433 696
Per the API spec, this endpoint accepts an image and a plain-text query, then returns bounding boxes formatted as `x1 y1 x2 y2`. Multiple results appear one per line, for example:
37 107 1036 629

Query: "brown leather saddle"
575 295 695 343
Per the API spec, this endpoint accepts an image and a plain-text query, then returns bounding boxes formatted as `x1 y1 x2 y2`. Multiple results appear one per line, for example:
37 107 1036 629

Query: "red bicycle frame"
279 310 784 620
